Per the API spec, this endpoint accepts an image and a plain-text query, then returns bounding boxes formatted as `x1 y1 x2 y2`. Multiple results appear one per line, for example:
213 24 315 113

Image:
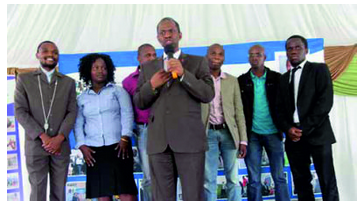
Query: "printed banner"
58 39 325 200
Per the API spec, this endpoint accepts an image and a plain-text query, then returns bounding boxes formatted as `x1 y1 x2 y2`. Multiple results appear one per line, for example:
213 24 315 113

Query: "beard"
209 62 223 70
40 62 57 70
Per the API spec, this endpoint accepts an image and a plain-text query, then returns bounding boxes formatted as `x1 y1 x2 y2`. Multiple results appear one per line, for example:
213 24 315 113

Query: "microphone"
164 44 178 79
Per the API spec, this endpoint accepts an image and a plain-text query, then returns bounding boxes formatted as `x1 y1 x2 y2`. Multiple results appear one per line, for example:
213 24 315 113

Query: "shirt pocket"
103 93 120 113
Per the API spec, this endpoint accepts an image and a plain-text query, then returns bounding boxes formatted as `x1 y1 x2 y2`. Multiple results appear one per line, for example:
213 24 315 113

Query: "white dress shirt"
289 59 307 123
163 49 184 80
40 66 55 83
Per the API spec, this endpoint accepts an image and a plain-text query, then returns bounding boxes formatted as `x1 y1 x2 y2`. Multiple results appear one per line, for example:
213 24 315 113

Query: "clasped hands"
288 127 302 142
150 59 184 90
40 133 65 155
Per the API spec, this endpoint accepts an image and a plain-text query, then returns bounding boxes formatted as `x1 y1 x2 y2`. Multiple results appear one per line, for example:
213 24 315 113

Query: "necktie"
164 57 173 88
289 66 300 112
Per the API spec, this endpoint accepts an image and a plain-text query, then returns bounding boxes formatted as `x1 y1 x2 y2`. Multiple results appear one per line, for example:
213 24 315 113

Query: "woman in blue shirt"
74 53 137 201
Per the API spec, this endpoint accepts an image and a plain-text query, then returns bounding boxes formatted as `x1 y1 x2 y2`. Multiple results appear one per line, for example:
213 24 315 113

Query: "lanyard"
38 75 58 133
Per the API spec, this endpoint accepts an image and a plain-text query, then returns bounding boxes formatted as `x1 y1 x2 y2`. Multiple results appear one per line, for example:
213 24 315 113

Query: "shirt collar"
40 66 55 77
211 71 226 80
87 82 114 94
163 49 181 60
293 59 307 71
220 71 227 79
250 69 267 80
131 66 141 78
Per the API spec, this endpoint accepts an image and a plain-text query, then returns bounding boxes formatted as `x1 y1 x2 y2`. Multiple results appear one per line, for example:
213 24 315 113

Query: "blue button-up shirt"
251 71 278 135
74 83 134 149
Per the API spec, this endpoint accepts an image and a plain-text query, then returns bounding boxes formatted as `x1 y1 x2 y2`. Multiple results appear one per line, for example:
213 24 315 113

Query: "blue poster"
7 76 24 201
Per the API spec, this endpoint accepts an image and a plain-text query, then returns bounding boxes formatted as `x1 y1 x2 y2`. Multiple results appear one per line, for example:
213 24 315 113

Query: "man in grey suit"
133 17 215 201
15 41 77 201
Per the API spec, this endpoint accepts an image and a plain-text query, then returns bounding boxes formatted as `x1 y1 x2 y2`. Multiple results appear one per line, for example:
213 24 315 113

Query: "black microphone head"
164 44 175 59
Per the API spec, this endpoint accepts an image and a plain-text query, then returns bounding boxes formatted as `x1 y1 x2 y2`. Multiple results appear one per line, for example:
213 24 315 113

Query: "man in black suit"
277 35 339 201
133 17 214 201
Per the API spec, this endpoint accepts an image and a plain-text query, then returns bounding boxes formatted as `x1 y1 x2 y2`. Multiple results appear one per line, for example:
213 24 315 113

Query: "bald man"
202 43 247 201
238 45 290 201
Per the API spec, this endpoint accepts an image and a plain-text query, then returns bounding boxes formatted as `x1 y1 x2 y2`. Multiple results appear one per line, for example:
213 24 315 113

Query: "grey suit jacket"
133 54 215 154
14 69 77 156
201 73 247 149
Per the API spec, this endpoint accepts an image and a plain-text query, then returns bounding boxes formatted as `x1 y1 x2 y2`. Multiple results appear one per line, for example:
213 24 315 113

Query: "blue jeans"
245 132 290 201
135 124 152 201
204 128 241 201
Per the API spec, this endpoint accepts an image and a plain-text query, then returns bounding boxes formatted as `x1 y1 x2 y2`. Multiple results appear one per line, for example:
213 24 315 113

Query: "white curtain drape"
7 4 357 68
330 95 357 201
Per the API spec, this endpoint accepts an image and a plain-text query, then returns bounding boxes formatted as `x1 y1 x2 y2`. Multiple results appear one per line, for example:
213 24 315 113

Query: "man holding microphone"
133 17 214 201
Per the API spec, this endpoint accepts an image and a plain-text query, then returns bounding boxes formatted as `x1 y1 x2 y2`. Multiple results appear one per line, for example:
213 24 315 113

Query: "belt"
209 123 227 130
136 122 148 126
293 123 301 128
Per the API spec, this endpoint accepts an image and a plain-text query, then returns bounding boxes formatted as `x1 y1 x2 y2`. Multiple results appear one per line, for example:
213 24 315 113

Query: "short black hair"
36 40 57 53
78 53 115 86
157 17 181 33
137 43 155 57
285 35 308 50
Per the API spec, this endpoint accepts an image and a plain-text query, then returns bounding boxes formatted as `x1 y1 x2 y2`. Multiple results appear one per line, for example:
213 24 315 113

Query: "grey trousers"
26 154 70 201
149 146 205 201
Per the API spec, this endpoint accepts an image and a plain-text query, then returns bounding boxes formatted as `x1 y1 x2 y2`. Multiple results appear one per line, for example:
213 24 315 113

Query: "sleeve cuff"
179 74 185 82
75 142 85 150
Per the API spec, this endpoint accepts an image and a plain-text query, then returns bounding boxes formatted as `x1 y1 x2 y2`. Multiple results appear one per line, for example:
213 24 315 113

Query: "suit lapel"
297 61 310 101
220 74 228 110
34 69 49 85
50 71 62 85
283 70 295 115
180 53 189 71
154 57 170 91
285 70 292 96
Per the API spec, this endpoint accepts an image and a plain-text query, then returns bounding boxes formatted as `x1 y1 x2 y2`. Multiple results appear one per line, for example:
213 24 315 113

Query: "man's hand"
288 127 302 142
42 134 65 155
39 133 51 146
167 59 184 77
79 145 96 167
238 144 247 158
150 69 171 90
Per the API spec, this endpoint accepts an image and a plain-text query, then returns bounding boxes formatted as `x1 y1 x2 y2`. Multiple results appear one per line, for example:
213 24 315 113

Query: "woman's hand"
79 145 96 167
115 136 131 159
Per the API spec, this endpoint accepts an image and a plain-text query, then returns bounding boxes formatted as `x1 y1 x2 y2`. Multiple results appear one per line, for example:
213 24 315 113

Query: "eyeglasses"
158 29 178 36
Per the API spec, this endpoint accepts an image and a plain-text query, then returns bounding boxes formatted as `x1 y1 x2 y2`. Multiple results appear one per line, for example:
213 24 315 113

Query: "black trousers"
285 139 339 201
148 146 205 201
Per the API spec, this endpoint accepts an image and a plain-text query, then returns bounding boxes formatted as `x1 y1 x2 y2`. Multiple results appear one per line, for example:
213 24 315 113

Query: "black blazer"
276 61 336 146
238 67 281 139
